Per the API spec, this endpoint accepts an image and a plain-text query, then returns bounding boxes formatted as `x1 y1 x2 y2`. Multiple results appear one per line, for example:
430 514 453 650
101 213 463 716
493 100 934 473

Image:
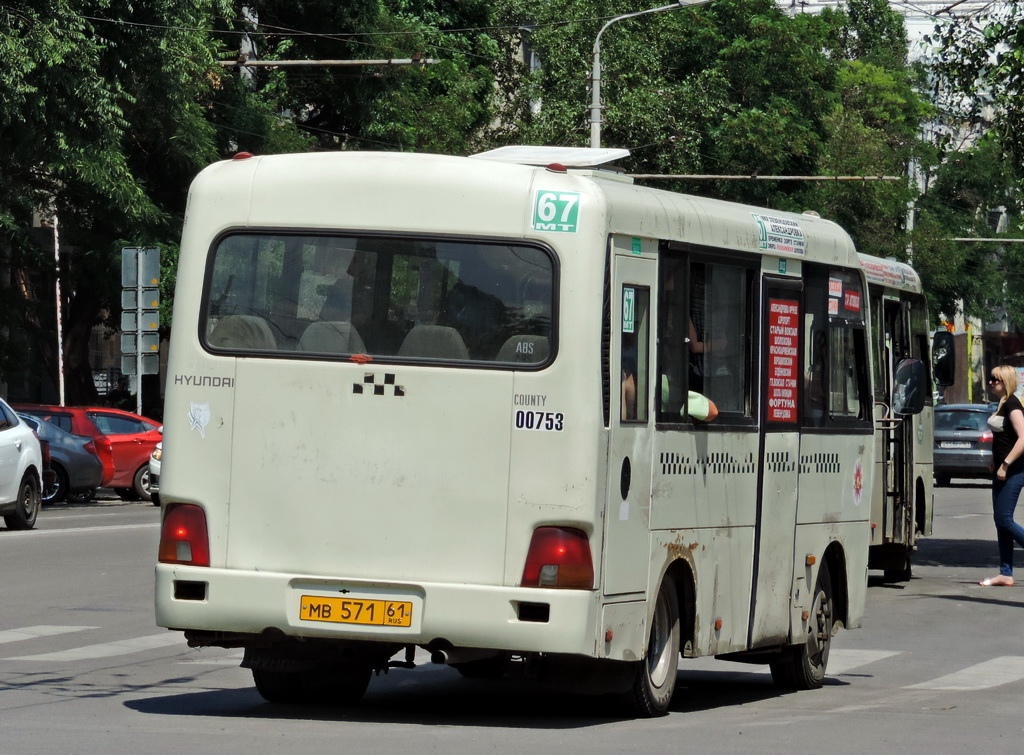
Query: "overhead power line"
220 58 438 68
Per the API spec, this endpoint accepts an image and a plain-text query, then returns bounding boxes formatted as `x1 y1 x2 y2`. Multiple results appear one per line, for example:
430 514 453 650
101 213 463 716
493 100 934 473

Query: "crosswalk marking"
180 651 243 666
0 624 1022 694
905 656 1024 690
0 625 96 645
4 632 184 662
826 649 901 675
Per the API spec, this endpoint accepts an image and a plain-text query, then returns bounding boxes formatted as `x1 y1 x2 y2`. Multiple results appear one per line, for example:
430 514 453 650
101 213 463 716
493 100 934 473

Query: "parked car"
149 442 161 507
11 404 161 501
934 403 995 486
16 413 104 503
0 397 43 529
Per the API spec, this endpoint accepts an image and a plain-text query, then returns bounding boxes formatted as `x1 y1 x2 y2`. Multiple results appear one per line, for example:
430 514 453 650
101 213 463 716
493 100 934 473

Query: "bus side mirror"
893 358 926 416
932 330 955 387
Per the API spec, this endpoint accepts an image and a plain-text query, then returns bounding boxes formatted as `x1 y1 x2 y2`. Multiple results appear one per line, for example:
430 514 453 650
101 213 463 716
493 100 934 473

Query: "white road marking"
5 632 184 662
905 656 1024 690
180 651 244 666
1 523 158 538
826 649 901 675
0 626 96 645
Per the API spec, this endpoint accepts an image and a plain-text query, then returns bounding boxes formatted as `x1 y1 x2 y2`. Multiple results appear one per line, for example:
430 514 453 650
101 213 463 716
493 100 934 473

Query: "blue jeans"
992 469 1024 576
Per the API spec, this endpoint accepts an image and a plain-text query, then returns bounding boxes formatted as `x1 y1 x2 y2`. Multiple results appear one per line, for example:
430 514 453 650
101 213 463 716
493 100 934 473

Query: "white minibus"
155 146 917 716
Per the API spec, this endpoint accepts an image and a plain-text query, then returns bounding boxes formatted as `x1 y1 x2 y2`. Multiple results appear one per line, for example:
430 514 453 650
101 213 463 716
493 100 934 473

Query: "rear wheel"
132 465 152 502
5 474 41 530
770 561 833 689
883 550 912 583
618 576 680 717
252 665 371 705
42 464 68 504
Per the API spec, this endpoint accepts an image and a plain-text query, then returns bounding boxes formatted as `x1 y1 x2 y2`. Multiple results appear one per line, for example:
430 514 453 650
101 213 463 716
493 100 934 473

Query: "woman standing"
980 365 1024 586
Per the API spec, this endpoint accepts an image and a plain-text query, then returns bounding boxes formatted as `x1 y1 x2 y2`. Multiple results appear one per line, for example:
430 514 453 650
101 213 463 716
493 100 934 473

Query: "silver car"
934 404 994 486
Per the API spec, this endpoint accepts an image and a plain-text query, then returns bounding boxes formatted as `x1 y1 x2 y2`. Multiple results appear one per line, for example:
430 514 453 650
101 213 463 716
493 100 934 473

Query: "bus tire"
619 576 680 717
252 665 371 705
770 561 833 690
883 551 912 583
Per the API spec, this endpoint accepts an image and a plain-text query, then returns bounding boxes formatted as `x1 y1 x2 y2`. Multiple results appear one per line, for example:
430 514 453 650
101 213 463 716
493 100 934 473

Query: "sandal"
980 575 1015 586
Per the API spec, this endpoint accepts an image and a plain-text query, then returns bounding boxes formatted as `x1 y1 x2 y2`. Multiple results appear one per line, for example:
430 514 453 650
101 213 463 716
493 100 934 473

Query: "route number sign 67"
533 191 581 233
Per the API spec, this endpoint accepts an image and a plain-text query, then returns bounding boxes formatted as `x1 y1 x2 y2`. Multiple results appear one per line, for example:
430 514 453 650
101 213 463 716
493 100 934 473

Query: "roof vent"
470 145 630 168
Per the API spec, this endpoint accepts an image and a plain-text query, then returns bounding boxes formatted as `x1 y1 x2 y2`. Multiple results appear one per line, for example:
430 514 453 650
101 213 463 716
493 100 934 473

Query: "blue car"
17 414 103 503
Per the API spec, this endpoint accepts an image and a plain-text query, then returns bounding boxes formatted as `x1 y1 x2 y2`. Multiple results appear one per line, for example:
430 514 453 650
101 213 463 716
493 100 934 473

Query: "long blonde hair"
993 365 1019 408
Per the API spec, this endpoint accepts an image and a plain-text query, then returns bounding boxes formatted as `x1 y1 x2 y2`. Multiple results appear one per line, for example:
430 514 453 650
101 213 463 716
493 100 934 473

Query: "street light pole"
589 0 710 149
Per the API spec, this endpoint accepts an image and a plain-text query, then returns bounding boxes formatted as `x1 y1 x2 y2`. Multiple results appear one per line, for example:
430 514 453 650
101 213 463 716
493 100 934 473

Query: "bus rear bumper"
155 564 601 657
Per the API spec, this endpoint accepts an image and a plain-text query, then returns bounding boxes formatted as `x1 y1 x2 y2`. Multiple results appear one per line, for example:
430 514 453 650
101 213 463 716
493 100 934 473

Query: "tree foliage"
4 0 1020 399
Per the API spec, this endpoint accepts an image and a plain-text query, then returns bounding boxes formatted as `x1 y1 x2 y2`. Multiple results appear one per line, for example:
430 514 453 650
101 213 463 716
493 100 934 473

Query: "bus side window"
693 262 751 417
621 286 650 422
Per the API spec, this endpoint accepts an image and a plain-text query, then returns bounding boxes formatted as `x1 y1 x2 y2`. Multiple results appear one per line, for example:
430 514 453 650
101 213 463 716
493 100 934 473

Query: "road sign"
121 247 161 390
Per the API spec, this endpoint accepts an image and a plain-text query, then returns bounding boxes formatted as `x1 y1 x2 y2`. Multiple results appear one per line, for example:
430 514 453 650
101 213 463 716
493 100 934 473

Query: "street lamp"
589 0 710 149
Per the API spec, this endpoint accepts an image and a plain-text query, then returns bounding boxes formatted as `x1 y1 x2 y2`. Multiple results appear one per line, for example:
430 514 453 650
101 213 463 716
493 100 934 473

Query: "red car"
11 405 161 501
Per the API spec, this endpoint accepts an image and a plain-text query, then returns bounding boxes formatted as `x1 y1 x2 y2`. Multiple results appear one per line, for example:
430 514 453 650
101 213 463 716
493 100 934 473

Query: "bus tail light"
159 504 210 566
521 527 594 589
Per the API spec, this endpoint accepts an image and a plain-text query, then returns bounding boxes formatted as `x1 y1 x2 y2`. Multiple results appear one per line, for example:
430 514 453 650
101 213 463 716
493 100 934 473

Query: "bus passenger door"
750 277 802 646
880 298 915 558
604 252 657 596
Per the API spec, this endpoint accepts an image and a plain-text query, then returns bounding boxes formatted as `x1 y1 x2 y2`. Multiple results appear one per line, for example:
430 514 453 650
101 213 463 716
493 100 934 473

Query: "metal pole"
53 215 65 406
135 250 143 416
590 1 709 149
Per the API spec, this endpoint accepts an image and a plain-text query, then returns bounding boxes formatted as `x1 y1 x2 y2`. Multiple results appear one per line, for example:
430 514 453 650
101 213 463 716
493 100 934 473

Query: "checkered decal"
766 451 797 473
353 372 405 397
660 451 757 476
800 452 841 474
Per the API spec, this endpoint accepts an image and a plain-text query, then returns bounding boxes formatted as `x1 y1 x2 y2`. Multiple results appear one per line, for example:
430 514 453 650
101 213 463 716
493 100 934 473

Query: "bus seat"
297 321 367 354
207 315 277 350
398 325 469 360
496 335 549 363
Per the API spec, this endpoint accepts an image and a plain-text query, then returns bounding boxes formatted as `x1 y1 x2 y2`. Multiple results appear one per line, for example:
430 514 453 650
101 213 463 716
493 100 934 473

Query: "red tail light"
89 435 116 486
39 438 51 467
980 431 994 443
159 504 210 566
521 527 594 589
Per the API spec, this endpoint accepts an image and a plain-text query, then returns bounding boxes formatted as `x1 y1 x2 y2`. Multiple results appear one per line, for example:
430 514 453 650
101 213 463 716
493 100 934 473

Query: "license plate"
940 441 970 449
300 595 413 627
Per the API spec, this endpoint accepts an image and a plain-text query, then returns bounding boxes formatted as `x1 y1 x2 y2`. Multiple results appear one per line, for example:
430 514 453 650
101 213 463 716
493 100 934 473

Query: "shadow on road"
124 663 802 725
915 536 996 569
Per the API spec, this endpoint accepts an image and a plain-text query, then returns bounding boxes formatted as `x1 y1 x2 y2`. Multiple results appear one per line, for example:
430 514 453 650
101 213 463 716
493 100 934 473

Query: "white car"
0 397 42 529
149 442 161 506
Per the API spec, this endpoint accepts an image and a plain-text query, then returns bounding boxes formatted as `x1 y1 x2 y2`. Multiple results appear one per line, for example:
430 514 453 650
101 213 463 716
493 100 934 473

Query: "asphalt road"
0 481 1021 754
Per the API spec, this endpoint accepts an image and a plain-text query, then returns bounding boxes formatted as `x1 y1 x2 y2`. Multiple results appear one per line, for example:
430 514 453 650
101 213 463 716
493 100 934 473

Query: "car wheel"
4 474 41 530
43 464 69 504
132 465 152 502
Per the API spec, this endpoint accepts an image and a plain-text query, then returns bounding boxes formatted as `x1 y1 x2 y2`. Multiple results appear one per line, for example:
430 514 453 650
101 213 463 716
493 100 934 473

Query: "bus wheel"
883 552 912 583
252 665 371 705
771 561 833 690
619 576 680 717
452 652 511 679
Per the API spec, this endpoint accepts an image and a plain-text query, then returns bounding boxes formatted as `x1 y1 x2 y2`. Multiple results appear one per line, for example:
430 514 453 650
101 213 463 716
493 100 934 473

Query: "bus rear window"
202 233 555 365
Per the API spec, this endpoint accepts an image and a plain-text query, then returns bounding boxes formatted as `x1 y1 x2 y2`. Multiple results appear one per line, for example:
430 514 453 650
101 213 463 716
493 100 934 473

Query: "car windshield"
936 411 989 432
